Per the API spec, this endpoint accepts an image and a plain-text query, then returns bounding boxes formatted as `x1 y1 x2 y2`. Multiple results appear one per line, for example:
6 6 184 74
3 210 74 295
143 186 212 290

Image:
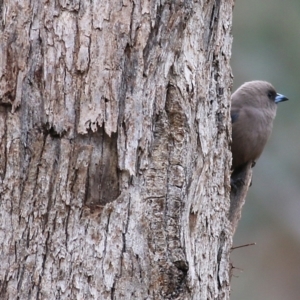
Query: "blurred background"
230 0 300 299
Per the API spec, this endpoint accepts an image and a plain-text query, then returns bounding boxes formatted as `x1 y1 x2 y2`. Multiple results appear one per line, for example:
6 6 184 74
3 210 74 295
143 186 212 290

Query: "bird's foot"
230 177 245 192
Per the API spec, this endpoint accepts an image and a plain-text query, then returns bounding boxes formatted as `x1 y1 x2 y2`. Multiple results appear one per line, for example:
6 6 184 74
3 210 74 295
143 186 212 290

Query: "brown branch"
231 242 256 251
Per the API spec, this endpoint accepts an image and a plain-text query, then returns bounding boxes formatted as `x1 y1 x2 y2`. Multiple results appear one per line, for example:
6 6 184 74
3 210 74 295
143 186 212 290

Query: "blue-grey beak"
275 93 288 103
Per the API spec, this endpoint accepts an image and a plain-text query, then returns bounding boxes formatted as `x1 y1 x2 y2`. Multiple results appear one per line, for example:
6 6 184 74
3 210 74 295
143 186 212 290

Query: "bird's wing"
231 109 239 123
231 106 269 169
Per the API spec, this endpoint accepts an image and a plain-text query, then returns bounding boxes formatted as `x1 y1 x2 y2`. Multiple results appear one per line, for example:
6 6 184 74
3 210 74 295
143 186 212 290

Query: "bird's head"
232 80 288 112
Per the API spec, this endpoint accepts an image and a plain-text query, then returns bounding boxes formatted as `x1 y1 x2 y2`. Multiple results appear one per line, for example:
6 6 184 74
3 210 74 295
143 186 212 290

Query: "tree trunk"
0 0 234 299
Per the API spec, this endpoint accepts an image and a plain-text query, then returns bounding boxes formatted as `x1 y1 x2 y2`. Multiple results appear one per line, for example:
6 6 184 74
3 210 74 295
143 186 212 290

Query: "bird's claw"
230 177 245 192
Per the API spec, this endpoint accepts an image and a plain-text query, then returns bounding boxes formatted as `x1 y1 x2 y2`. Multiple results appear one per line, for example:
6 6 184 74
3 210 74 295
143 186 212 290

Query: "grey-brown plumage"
231 80 288 173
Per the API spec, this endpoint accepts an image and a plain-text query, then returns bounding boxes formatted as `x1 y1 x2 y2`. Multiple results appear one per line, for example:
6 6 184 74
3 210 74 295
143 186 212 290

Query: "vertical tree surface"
0 0 234 299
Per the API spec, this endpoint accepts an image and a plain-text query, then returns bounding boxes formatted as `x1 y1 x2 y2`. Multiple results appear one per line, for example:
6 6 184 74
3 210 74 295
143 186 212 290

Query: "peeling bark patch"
217 229 230 291
123 43 139 93
142 5 162 76
84 130 120 207
207 0 221 50
165 87 190 296
0 107 7 179
1 40 18 105
0 0 3 29
142 85 191 297
189 210 197 233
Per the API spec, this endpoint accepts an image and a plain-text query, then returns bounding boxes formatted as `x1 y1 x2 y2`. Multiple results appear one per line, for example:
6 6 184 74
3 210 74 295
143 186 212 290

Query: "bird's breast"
231 107 275 169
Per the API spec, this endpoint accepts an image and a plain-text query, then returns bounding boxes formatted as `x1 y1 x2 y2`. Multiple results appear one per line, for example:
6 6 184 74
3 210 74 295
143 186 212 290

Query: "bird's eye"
267 91 275 99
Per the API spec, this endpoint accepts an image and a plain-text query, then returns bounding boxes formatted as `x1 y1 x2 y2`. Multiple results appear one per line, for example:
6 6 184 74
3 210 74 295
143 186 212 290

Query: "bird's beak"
275 93 288 103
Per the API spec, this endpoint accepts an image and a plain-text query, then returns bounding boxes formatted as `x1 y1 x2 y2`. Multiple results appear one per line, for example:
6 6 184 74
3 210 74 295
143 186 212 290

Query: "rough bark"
0 0 234 299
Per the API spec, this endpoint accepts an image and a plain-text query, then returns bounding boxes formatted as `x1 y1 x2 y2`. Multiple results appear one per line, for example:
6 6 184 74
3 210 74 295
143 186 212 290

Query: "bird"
231 80 288 177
